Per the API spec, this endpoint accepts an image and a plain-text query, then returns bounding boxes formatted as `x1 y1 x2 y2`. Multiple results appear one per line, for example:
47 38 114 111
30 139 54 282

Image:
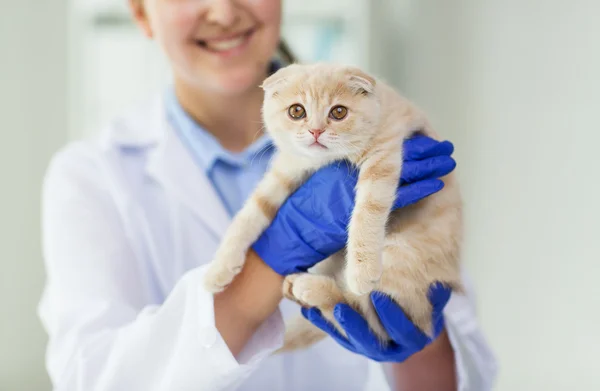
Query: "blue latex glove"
251 135 456 276
302 283 451 362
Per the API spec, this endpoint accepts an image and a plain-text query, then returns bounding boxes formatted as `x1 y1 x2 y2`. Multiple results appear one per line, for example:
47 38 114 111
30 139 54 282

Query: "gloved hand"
251 135 456 276
301 283 451 362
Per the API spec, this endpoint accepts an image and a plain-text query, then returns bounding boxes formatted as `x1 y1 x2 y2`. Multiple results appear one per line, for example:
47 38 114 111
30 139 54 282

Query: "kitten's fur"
203 63 464 351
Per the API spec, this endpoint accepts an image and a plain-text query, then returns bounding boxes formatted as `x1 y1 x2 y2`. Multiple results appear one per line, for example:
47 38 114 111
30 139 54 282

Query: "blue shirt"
165 88 275 217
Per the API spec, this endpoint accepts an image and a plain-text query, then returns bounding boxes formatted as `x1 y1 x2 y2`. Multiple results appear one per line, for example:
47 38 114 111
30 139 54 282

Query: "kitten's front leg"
346 149 402 296
204 154 310 292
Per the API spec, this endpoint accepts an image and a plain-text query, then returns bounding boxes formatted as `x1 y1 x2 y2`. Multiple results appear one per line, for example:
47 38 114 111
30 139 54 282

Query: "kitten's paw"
203 263 235 293
292 277 324 307
283 274 318 306
346 255 383 296
203 253 245 293
284 274 340 308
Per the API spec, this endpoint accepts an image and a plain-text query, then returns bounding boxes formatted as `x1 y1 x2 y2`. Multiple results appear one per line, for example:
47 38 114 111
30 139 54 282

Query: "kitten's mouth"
309 141 328 149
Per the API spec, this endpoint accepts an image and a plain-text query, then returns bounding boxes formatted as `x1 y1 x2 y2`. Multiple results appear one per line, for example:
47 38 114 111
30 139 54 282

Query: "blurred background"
1 0 598 390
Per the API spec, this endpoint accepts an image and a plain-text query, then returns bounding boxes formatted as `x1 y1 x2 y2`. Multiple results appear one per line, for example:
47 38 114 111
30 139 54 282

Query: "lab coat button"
198 326 218 348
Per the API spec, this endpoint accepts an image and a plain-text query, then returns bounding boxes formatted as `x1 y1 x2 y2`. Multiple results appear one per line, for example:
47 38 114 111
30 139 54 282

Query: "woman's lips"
195 29 254 54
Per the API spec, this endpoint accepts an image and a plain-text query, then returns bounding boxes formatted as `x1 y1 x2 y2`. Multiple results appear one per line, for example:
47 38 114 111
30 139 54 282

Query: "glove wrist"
251 211 325 276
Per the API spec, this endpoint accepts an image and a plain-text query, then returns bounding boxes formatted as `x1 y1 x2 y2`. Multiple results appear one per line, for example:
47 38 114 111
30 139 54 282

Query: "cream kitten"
203 63 464 350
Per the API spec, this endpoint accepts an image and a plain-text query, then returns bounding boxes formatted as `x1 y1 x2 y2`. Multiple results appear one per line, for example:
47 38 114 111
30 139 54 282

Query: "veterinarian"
38 0 497 390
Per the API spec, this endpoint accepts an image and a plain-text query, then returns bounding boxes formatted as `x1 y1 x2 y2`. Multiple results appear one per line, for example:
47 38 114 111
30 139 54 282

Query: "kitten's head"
261 63 381 161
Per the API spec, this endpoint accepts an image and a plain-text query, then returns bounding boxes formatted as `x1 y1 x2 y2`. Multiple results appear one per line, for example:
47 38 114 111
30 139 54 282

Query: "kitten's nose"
308 129 324 140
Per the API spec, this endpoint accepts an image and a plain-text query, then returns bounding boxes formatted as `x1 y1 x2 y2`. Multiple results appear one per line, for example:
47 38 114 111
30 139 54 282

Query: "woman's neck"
174 78 266 153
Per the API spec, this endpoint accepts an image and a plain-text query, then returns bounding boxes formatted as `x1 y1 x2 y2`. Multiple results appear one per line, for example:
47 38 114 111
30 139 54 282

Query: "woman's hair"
277 40 297 65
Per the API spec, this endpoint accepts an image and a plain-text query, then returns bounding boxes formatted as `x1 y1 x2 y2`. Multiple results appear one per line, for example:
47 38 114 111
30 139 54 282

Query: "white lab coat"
38 94 497 391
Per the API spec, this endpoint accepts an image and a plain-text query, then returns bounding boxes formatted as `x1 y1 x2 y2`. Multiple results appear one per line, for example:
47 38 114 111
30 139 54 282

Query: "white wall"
0 1 68 390
378 1 600 390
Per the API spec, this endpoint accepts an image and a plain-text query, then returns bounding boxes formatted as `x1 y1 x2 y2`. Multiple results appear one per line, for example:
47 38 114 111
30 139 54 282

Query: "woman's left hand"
301 283 452 362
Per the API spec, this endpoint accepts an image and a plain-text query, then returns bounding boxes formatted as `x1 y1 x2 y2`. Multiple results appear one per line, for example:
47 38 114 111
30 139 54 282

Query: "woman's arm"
214 249 283 356
39 145 285 391
389 273 498 391
387 329 457 391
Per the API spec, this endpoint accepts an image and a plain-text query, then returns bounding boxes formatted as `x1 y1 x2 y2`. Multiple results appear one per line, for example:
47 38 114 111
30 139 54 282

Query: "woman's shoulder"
44 93 163 199
42 139 112 209
46 94 163 187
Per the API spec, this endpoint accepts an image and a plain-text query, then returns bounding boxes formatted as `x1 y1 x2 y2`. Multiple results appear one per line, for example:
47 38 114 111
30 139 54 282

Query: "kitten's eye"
288 104 306 120
329 105 348 120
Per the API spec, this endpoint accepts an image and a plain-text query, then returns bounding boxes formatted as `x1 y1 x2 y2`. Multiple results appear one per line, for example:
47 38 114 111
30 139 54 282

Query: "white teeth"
205 36 246 51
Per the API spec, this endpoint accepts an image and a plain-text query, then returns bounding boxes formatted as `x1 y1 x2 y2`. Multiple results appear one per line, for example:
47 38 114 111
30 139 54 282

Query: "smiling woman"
37 1 496 390
130 0 284 96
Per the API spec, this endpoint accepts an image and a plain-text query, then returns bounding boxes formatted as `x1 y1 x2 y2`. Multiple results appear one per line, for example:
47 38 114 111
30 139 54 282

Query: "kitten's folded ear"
260 70 287 92
344 67 377 95
260 63 302 93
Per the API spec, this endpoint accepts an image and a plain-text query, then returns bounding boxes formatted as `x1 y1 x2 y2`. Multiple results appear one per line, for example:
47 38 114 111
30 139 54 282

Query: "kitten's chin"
299 145 347 162
288 143 332 160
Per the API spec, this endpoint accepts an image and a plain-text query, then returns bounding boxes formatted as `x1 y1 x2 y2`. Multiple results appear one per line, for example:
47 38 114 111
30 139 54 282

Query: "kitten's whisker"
337 141 362 157
250 126 267 144
250 143 275 167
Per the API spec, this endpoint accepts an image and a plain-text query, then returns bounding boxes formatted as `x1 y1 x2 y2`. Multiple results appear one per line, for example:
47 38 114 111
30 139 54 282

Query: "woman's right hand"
251 135 457 276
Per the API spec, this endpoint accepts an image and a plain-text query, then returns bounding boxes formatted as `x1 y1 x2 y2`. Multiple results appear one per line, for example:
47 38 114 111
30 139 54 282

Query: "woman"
38 0 497 390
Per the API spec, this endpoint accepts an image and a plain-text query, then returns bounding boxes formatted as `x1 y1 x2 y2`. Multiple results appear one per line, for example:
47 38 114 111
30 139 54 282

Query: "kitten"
203 63 464 350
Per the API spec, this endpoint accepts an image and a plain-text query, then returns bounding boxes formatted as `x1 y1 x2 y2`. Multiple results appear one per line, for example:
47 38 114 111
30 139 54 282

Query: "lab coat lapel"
144 98 232 240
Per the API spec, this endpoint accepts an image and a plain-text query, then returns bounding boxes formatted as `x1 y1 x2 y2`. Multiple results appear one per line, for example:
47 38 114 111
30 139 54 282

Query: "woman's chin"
206 68 268 96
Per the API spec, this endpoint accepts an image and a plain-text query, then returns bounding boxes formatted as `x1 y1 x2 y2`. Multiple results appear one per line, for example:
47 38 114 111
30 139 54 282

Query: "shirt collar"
165 60 283 174
165 87 275 174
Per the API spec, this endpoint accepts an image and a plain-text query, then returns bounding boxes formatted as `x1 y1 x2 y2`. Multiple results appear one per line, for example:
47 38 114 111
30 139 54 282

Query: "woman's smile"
195 28 256 58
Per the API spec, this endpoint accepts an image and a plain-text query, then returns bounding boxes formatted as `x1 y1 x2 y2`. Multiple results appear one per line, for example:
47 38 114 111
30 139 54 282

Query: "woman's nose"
205 0 239 27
